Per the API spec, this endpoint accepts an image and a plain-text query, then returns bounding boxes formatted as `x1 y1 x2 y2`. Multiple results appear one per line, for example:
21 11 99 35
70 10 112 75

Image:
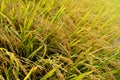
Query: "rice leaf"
40 67 58 80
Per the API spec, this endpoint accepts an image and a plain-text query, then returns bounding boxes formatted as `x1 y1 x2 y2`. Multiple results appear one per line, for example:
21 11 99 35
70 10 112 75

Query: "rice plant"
0 0 120 80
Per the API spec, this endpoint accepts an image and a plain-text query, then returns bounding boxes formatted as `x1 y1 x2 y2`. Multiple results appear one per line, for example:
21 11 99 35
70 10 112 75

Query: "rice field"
0 0 120 80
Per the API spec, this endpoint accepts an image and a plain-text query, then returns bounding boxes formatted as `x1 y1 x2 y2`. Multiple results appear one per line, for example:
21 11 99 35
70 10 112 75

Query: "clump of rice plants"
0 0 120 80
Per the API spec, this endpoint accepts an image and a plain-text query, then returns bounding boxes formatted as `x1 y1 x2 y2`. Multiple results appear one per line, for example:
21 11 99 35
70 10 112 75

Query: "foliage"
0 0 120 80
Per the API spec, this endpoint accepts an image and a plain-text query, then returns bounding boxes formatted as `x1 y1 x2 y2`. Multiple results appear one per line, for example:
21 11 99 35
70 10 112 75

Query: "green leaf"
70 71 93 80
40 67 58 80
